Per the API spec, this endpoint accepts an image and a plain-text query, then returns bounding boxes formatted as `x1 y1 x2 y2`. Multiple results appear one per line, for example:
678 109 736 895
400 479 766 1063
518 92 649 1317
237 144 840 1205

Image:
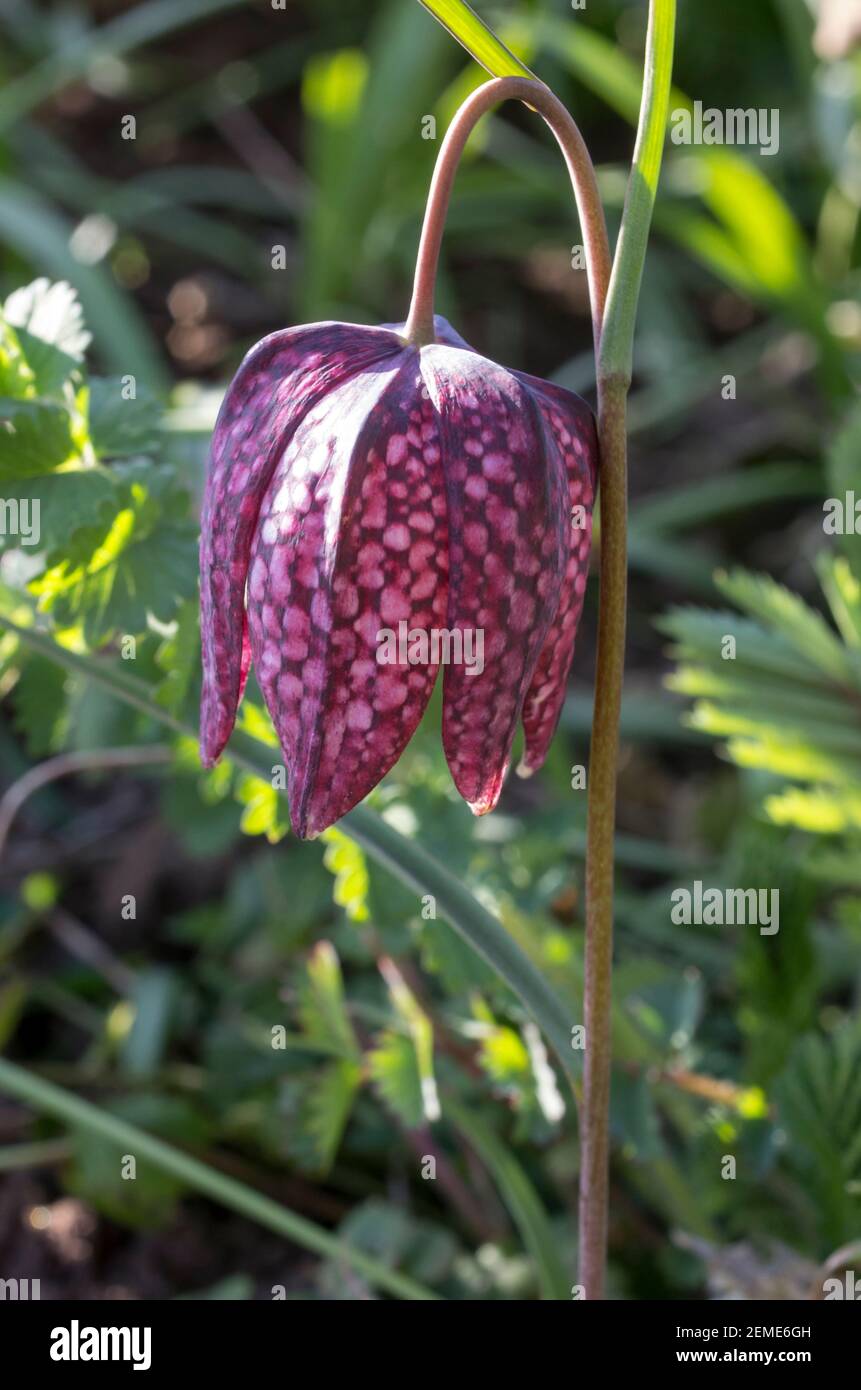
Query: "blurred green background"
0 0 860 1301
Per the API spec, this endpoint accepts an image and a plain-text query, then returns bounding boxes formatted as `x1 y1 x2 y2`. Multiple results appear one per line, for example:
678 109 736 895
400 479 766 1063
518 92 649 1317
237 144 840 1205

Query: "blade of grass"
418 1 534 78
0 1056 437 1300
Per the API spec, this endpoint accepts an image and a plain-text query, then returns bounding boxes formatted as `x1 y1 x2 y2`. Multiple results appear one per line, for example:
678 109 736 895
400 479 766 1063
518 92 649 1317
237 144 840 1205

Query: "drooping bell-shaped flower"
199 315 596 838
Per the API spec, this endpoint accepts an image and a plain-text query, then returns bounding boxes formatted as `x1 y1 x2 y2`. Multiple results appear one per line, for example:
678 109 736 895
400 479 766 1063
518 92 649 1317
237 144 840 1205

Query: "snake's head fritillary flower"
199 315 596 838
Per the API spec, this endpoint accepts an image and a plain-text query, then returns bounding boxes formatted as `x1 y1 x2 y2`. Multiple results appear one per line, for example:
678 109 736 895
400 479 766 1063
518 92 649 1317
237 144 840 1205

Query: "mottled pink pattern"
199 313 597 837
199 322 404 765
422 346 567 813
246 358 450 837
513 372 598 773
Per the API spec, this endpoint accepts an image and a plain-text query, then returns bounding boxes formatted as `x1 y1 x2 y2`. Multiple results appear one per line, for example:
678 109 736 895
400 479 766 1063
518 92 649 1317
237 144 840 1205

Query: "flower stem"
579 0 676 1301
404 75 611 354
579 375 627 1301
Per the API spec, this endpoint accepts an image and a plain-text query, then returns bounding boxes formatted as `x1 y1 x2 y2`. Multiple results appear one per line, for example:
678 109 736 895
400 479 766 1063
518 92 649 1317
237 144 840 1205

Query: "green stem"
0 1056 437 1301
580 0 676 1301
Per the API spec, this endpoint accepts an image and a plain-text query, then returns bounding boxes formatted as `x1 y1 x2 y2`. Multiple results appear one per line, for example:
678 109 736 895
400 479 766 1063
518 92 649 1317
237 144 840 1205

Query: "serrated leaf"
0 396 75 477
32 490 198 643
236 773 289 843
378 958 439 1122
716 569 857 686
322 828 371 922
296 942 360 1061
0 469 117 556
775 1022 861 1244
285 1060 361 1175
368 1030 425 1128
818 555 861 650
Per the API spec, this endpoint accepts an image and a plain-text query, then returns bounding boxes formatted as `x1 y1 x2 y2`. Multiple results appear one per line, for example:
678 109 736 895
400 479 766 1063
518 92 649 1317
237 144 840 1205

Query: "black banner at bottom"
0 1296 855 1374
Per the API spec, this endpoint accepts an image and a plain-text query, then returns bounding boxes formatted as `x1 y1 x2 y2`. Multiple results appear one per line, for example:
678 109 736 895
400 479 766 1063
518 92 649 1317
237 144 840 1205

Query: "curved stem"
404 76 611 354
0 744 171 859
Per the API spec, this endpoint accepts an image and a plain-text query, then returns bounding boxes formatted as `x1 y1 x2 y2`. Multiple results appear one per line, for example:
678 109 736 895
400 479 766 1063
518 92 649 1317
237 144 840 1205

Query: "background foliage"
0 0 859 1300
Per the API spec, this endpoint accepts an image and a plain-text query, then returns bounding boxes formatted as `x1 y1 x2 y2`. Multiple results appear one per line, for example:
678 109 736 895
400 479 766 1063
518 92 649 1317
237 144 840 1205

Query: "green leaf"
296 942 361 1062
0 469 117 556
153 599 200 713
716 569 858 687
818 555 861 651
322 827 371 922
0 397 75 478
235 772 290 843
120 969 179 1079
11 654 68 754
88 377 163 459
368 1031 425 1128
286 1060 362 1176
632 463 822 535
31 466 198 642
66 1093 212 1230
376 958 440 1124
0 318 36 399
775 1022 861 1246
418 1 534 78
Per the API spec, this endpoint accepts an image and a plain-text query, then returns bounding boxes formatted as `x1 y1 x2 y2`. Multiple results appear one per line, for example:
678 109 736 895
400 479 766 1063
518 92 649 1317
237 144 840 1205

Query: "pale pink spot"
347 699 373 732
249 556 267 602
380 588 411 623
375 677 408 712
384 523 410 551
483 452 512 481
410 571 436 602
409 540 435 570
464 522 488 555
